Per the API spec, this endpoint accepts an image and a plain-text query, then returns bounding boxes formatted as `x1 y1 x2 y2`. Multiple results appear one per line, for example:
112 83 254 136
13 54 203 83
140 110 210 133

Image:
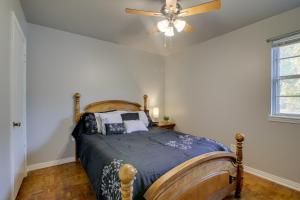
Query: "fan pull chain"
164 36 167 48
163 36 173 48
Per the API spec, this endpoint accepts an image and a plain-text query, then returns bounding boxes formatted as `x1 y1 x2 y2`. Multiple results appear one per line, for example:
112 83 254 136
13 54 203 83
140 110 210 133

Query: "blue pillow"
82 113 98 134
121 113 139 121
105 123 126 135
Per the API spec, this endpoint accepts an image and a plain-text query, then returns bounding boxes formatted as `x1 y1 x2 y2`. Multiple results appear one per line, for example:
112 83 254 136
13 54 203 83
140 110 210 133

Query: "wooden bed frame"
73 93 244 200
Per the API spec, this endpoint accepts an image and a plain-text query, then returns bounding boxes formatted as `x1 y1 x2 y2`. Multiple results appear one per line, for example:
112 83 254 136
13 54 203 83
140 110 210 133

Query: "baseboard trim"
245 166 300 191
27 157 75 172
26 158 300 191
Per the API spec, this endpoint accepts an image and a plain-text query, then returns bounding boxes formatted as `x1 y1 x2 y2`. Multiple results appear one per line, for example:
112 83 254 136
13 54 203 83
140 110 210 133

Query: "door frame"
9 11 27 200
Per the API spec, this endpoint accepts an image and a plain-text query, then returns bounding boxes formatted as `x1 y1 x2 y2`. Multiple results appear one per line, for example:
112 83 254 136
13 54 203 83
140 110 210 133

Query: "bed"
72 93 245 200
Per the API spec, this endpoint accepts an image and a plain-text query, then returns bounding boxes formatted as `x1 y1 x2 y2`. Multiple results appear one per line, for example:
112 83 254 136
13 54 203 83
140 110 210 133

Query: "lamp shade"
153 107 159 119
174 19 186 32
157 20 169 32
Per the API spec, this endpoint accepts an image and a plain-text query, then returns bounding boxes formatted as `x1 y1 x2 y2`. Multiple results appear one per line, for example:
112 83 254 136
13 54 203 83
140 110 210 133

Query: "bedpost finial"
235 133 244 142
74 92 81 99
119 164 137 183
119 164 137 200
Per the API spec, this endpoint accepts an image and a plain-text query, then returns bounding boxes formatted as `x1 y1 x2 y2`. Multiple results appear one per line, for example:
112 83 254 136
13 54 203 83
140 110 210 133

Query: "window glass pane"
279 78 300 96
279 57 300 76
279 42 300 58
279 97 300 115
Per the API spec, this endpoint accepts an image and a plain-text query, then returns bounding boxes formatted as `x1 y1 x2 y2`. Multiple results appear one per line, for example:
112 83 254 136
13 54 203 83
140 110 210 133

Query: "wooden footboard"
119 133 245 200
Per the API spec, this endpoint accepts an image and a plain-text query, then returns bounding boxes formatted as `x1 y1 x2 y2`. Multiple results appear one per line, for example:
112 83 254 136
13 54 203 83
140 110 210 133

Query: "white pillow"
97 112 123 135
94 113 102 133
138 111 149 127
94 111 114 132
124 120 148 133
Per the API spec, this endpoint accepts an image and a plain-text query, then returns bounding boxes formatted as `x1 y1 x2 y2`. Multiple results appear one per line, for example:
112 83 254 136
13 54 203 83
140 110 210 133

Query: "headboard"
73 93 149 123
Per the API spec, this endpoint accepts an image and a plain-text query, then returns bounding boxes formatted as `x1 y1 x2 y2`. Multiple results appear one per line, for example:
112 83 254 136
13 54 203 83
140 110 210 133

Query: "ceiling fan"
125 0 221 37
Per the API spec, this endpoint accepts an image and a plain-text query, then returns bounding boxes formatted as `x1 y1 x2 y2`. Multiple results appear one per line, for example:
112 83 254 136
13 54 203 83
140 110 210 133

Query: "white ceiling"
20 0 300 55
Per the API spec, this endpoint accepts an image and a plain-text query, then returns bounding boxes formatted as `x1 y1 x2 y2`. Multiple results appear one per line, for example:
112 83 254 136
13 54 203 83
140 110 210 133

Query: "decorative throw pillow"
120 111 151 126
121 113 139 121
82 113 98 134
105 123 126 135
124 120 148 133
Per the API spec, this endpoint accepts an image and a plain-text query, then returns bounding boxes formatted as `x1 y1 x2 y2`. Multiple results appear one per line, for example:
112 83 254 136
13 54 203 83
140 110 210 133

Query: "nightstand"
158 121 176 130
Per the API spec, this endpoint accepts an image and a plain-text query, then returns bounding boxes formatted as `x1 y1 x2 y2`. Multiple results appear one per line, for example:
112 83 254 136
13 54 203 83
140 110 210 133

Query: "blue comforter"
74 126 230 200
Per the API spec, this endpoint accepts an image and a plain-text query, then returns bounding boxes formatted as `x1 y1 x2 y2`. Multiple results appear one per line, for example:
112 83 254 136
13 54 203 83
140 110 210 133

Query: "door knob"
13 122 21 127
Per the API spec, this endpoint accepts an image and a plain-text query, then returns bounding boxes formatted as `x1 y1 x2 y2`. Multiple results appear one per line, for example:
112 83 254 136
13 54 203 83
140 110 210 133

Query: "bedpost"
235 133 245 198
119 164 137 200
74 93 81 123
143 94 148 111
73 93 81 163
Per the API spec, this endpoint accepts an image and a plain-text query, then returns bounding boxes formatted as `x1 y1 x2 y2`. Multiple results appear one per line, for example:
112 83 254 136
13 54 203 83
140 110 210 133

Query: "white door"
10 12 27 200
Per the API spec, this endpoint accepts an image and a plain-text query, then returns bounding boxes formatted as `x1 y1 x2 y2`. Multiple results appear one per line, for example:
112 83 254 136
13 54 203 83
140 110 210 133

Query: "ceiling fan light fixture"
157 19 169 32
174 19 186 32
126 0 222 39
164 26 175 37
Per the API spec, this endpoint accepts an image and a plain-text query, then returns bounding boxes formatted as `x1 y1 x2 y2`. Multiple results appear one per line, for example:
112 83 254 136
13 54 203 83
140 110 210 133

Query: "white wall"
165 7 300 183
0 0 26 199
27 23 165 165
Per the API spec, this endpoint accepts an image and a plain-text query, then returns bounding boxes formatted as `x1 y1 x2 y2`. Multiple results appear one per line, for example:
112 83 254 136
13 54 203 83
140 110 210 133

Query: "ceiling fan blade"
166 0 178 12
184 23 196 33
179 0 221 17
125 8 163 17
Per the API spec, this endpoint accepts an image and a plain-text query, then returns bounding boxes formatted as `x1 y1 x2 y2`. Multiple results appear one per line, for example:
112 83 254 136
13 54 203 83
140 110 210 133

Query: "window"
270 33 300 121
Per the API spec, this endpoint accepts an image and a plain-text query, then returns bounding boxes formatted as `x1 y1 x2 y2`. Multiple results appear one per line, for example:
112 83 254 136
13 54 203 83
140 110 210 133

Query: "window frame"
269 34 300 123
